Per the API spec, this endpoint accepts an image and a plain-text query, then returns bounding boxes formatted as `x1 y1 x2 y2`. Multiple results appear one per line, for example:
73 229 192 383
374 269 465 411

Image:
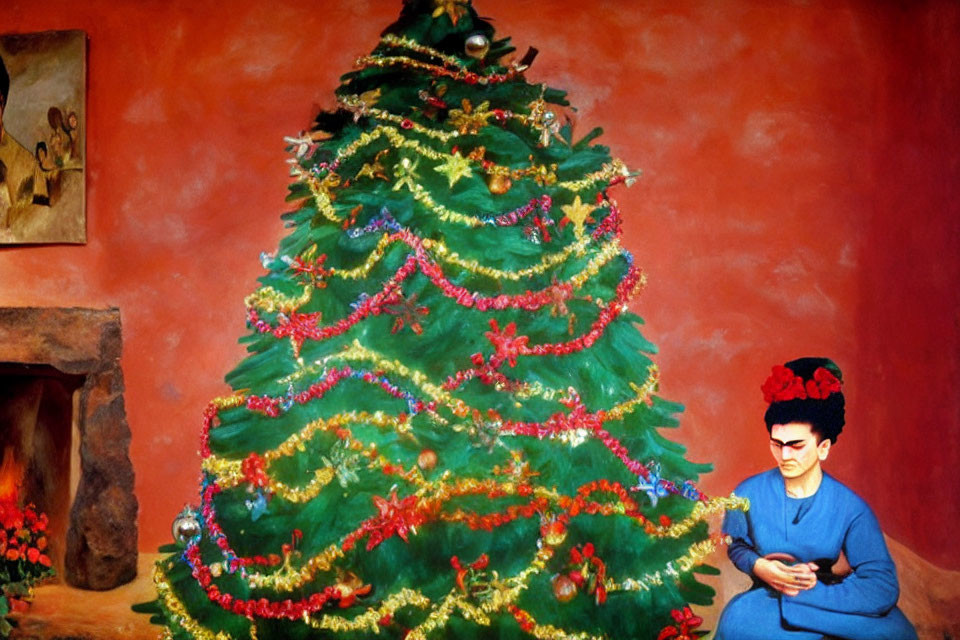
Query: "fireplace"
0 363 82 578
0 308 137 590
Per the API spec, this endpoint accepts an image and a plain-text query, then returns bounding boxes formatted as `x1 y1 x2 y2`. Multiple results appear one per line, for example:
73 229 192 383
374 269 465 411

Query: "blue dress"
715 469 917 640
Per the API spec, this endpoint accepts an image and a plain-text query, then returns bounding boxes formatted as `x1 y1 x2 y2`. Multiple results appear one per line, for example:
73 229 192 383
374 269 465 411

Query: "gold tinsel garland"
245 232 621 316
154 561 240 640
309 588 431 632
294 122 627 227
380 34 465 68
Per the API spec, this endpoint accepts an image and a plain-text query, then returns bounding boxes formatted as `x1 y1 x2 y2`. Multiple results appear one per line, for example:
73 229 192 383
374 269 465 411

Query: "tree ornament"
560 195 597 238
566 543 609 605
384 291 430 335
469 410 504 452
657 606 705 640
552 574 578 603
283 132 319 162
539 110 565 147
244 490 269 521
418 84 449 119
364 490 424 550
484 319 529 367
339 89 382 122
321 439 363 488
334 570 373 608
541 518 567 546
630 461 669 507
433 0 468 26
464 34 490 60
290 245 332 289
417 448 438 471
494 450 540 483
434 151 474 187
486 172 512 195
172 507 201 546
391 157 421 192
355 149 390 181
448 99 496 134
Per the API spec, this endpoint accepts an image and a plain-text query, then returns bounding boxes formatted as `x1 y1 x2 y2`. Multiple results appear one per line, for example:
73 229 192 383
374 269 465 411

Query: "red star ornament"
484 319 529 367
367 491 424 550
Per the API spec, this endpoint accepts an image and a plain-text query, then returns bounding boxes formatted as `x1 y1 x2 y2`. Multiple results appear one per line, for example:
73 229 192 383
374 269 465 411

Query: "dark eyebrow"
770 438 806 447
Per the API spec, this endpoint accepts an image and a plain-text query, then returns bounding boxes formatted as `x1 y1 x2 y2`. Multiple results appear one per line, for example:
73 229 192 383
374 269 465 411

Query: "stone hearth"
0 307 137 590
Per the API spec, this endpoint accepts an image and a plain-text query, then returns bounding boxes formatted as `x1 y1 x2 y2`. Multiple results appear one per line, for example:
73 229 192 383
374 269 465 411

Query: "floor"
9 553 161 640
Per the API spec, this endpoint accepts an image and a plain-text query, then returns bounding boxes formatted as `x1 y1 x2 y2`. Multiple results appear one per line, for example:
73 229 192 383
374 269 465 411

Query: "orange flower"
6 548 19 561
39 554 51 567
26 547 39 563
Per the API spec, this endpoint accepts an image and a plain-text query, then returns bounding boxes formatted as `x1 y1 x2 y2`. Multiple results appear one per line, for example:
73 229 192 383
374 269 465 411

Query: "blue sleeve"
785 504 898 615
723 496 760 577
780 501 917 640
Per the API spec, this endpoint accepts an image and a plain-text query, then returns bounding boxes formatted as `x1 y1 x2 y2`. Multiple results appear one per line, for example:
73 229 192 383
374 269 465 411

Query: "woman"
714 358 917 640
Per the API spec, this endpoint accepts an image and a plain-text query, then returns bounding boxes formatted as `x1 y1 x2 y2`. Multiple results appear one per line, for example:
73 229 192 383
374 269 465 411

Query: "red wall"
3 1 958 568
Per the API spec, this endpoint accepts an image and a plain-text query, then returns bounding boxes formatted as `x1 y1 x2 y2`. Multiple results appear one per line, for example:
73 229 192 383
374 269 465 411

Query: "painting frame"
0 29 86 245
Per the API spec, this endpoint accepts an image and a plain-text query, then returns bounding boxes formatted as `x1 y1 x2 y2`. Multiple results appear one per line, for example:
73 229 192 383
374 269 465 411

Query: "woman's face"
769 422 831 479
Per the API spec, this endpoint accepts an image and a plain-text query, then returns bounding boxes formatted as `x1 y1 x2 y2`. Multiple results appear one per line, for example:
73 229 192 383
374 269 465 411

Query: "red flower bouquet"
0 495 55 637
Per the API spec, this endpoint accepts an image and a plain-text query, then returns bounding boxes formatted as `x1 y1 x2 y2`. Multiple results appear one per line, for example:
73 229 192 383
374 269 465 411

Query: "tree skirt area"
4 538 959 640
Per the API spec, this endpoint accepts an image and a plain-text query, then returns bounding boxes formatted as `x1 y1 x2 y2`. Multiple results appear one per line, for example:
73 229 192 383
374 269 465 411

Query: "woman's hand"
752 557 818 596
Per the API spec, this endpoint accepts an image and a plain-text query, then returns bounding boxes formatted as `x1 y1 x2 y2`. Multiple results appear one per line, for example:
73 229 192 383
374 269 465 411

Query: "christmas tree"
139 1 744 638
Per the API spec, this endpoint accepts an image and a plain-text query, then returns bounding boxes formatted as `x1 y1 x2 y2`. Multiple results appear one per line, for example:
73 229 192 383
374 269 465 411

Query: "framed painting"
0 30 86 245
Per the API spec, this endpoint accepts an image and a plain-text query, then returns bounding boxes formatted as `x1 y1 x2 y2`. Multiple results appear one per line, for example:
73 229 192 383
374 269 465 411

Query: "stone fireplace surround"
0 307 137 590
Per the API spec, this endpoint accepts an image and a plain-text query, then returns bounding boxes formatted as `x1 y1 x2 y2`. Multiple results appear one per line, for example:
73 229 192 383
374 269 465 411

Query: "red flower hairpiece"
761 365 841 404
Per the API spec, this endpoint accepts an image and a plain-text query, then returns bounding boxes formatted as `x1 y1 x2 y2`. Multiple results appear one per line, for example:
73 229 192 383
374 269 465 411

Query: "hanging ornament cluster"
540 515 568 547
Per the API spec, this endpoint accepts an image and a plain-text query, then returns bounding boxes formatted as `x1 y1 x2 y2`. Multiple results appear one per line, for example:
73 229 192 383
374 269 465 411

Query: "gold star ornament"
560 195 597 238
433 151 473 187
447 99 496 135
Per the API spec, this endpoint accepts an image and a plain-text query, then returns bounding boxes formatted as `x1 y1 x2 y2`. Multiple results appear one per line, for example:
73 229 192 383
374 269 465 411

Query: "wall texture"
3 0 958 568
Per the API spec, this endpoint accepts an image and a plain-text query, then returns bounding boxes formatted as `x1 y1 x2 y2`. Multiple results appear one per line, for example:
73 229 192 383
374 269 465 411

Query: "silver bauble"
543 111 557 125
465 34 490 60
172 507 201 546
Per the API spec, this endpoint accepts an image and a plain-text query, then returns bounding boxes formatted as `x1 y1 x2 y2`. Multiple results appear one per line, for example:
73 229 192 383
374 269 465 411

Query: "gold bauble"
418 449 438 471
487 173 512 195
464 33 491 60
552 574 578 603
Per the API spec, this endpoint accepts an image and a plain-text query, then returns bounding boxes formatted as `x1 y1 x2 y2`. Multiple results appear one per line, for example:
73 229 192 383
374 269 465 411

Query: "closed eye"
771 439 806 449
